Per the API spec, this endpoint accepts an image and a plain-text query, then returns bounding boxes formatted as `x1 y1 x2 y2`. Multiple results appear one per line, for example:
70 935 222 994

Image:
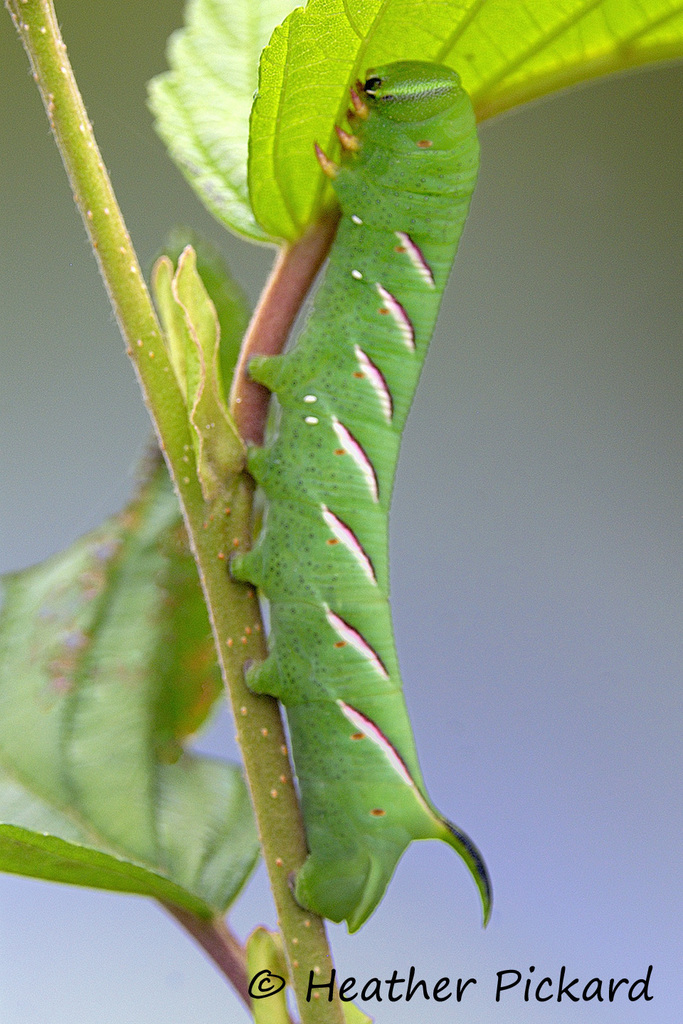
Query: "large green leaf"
0 461 258 917
250 0 683 239
148 0 299 242
150 0 683 244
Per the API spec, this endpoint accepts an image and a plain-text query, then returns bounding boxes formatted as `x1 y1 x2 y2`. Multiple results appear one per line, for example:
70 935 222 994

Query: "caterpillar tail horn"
434 815 493 927
293 798 491 933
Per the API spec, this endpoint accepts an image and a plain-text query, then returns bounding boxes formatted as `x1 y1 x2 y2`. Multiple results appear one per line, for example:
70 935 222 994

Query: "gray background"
1 2 681 1021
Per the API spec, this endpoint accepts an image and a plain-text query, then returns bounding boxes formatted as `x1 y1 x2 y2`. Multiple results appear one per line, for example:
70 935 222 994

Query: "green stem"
5 3 343 1021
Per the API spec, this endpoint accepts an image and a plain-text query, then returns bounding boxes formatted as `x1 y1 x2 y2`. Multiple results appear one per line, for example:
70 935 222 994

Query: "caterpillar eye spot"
363 75 382 95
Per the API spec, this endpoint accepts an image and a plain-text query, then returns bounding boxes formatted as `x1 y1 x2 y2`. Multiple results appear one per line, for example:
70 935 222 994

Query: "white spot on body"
376 284 415 350
305 415 319 425
325 609 388 680
331 417 378 502
351 269 363 280
337 701 414 786
303 394 317 403
351 215 363 225
395 231 435 288
354 346 393 422
321 505 376 584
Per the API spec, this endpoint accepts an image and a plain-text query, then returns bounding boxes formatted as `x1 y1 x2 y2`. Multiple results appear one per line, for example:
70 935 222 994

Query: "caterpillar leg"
293 809 492 932
294 850 384 934
247 353 284 392
229 546 262 587
242 655 283 699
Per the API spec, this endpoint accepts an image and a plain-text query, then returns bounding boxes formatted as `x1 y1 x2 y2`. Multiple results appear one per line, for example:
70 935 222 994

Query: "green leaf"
342 1004 373 1024
159 227 251 389
0 461 259 916
153 246 245 499
148 0 300 243
249 0 683 240
245 927 373 1023
246 927 291 1024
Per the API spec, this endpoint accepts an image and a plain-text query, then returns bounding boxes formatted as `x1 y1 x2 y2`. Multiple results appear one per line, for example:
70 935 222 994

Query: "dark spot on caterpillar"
353 371 364 378
379 308 389 314
363 75 382 95
334 448 346 456
334 640 347 648
370 809 386 817
394 245 406 253
351 732 365 740
327 538 339 545
417 140 433 148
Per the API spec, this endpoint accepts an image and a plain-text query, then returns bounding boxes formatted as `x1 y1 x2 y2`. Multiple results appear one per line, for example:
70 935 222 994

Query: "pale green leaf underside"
246 928 291 1024
0 464 258 916
148 0 299 242
153 246 245 498
250 0 683 240
159 227 251 388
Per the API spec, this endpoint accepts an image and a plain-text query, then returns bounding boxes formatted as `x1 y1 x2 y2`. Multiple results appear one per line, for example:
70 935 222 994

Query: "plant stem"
6 3 343 1021
230 209 339 444
163 906 251 1011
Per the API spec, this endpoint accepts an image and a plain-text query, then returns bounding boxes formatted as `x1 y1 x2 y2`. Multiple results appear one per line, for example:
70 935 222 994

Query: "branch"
230 210 340 444
162 906 251 1012
5 4 343 1021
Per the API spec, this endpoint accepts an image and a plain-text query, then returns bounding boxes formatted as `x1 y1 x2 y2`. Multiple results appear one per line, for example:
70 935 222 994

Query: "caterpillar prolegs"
231 62 491 932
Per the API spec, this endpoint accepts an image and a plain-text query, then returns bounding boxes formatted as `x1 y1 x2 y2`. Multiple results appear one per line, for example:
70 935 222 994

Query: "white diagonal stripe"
331 417 379 502
337 700 414 786
376 284 415 350
325 608 388 679
354 345 393 422
395 231 435 289
321 504 376 584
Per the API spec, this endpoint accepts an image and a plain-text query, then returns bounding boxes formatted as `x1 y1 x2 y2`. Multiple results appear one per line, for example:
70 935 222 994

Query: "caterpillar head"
361 61 465 122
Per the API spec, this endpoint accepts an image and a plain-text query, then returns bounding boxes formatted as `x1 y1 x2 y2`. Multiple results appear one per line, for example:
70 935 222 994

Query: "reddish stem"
162 904 251 1011
230 210 340 445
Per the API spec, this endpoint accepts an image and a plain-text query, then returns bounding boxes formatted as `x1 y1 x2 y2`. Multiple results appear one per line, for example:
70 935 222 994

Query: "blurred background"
1 2 681 1021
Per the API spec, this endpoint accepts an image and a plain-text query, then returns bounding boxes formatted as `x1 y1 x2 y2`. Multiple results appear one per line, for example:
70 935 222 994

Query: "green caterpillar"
232 61 491 932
